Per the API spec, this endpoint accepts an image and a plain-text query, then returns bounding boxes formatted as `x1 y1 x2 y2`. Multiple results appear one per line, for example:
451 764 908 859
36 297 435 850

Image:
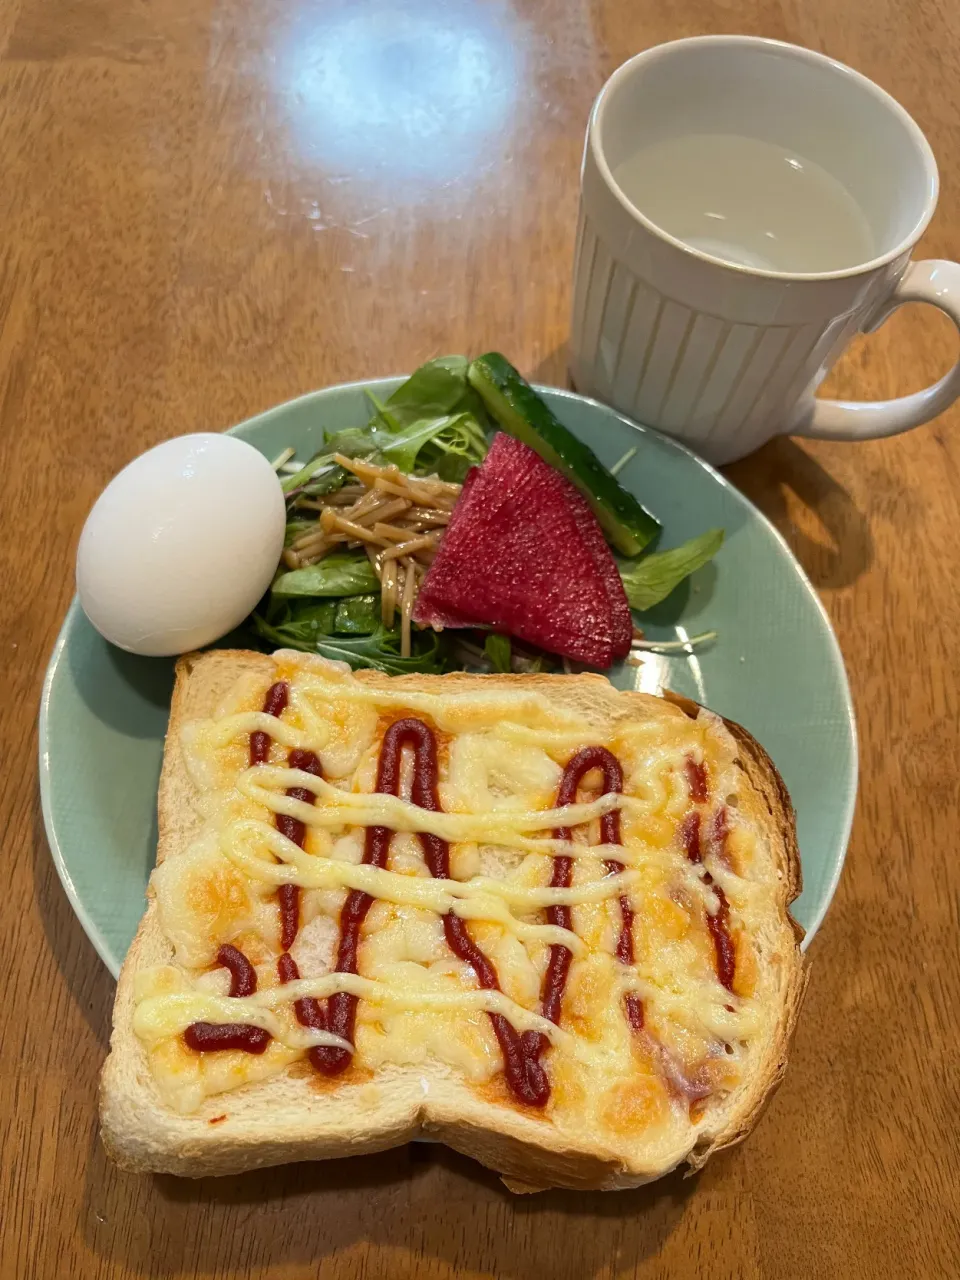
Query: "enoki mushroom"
282 455 462 656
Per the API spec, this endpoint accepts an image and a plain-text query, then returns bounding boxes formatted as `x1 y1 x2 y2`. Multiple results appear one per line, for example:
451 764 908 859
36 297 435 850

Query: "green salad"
248 354 723 674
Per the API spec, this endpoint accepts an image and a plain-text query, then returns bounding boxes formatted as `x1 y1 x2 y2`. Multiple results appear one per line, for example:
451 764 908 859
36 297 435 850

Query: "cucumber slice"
467 353 661 555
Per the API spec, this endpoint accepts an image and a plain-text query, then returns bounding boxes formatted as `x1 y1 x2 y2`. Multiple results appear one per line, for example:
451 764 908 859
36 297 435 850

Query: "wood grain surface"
2 0 959 1276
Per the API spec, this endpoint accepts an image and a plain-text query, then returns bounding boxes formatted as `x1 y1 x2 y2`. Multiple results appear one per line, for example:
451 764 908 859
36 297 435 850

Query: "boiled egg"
77 433 286 656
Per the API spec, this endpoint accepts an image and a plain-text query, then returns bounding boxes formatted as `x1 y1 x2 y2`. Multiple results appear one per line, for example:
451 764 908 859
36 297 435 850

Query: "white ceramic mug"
570 36 960 464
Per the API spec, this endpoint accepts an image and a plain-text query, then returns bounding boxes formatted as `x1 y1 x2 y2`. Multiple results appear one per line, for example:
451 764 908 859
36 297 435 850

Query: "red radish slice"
414 434 618 666
411 468 489 629
563 484 632 660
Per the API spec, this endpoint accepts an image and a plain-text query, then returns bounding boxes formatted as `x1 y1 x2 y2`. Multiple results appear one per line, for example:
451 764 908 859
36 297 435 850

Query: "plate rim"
39 595 126 977
39 378 858 977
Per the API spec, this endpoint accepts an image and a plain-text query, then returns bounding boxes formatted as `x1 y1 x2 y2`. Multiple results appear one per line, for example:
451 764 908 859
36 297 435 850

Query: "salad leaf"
484 633 512 673
376 410 487 480
376 413 466 472
282 429 385 499
373 356 473 427
618 529 724 612
304 625 451 674
423 411 488 482
251 599 337 648
280 454 346 498
282 358 491 512
334 594 380 635
284 518 316 546
363 356 492 481
322 427 381 459
271 550 380 599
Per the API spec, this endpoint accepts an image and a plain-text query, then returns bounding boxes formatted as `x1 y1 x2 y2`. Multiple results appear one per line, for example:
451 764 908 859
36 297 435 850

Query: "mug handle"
794 260 960 441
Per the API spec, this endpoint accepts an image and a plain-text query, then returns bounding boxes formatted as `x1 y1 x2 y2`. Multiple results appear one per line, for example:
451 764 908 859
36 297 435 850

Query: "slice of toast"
100 649 806 1189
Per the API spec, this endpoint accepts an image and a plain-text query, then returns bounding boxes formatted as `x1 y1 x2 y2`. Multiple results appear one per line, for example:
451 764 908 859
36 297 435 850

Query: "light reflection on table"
268 0 523 194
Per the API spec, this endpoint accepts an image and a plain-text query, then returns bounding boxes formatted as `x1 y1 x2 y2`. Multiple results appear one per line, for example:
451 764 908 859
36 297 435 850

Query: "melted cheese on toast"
137 653 781 1155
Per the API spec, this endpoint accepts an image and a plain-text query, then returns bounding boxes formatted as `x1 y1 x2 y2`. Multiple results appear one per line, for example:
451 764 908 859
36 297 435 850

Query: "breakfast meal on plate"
99 648 805 1189
75 354 723 670
72 352 806 1189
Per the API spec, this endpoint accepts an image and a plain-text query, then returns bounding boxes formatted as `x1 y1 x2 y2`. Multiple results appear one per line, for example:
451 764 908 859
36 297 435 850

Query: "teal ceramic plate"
39 379 856 978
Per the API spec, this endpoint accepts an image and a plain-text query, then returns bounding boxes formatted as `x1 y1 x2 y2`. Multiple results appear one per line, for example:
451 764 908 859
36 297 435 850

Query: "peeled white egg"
77 433 286 656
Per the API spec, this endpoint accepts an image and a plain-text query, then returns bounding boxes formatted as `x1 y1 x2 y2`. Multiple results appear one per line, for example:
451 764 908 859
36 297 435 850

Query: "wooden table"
2 1 958 1276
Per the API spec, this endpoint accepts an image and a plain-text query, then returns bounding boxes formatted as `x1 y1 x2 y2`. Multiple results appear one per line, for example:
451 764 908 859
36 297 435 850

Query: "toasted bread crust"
100 650 806 1188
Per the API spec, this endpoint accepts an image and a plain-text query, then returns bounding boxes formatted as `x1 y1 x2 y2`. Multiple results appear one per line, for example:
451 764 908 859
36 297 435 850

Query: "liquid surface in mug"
611 132 875 273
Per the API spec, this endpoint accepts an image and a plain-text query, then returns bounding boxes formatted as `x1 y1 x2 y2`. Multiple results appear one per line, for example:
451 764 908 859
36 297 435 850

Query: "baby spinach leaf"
251 599 337 648
375 356 471 427
378 411 487 477
280 454 344 497
283 429 384 499
377 414 465 472
334 594 381 635
618 529 724 612
308 625 452 674
321 427 381 458
284 518 316 547
484 633 512 673
271 550 380 599
367 356 493 464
